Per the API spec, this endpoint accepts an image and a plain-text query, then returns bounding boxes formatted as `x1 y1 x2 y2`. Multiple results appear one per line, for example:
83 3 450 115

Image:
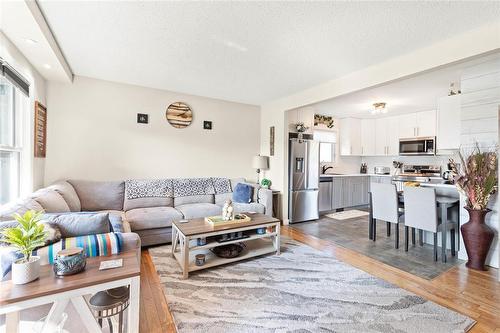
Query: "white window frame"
314 130 337 164
0 78 24 204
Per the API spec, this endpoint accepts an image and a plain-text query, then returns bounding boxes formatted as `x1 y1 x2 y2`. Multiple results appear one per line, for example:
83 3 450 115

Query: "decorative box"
53 247 86 277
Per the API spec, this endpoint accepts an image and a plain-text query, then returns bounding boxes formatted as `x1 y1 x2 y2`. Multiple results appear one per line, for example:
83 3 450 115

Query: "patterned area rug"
149 239 475 333
326 209 369 220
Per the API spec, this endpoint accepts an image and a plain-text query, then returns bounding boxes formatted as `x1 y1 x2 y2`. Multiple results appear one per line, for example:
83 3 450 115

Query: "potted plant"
450 145 498 271
2 210 47 284
260 178 272 189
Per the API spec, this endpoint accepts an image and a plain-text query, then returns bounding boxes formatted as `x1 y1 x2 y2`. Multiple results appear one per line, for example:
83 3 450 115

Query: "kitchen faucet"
322 165 333 174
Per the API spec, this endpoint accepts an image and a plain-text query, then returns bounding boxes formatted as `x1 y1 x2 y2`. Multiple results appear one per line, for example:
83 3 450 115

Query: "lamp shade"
252 155 269 169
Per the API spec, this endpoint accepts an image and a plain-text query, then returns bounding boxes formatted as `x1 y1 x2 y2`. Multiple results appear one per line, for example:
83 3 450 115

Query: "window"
0 77 21 204
314 130 337 163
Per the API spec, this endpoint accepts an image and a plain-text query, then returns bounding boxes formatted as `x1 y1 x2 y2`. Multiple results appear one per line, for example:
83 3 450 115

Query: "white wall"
361 155 456 174
459 56 500 269
45 76 260 184
0 31 47 193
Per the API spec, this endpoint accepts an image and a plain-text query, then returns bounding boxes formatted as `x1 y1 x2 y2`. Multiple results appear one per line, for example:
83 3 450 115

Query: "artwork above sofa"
0 177 273 247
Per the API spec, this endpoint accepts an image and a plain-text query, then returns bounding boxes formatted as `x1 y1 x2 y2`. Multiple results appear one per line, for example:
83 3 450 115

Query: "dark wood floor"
140 226 500 333
291 214 462 279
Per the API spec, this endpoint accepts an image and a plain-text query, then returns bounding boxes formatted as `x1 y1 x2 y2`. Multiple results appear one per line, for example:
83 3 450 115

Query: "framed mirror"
166 102 192 128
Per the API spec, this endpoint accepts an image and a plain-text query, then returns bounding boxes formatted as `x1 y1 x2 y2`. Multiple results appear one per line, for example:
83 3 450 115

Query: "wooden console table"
0 251 140 333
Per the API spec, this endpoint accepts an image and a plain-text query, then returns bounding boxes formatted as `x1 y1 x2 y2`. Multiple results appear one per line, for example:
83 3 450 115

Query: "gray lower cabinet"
330 176 370 210
319 181 333 212
331 177 345 210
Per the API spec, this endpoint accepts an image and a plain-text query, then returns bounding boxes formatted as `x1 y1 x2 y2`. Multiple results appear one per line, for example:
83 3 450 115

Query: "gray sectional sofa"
0 177 272 246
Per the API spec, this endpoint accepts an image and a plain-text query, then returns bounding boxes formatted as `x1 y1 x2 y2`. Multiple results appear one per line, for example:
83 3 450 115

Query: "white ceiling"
311 52 500 119
33 1 500 104
0 1 71 83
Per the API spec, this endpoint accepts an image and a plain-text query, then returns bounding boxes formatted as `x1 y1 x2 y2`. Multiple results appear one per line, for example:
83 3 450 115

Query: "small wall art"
270 126 275 156
166 102 193 128
203 121 212 130
314 114 335 129
34 101 47 158
137 113 149 124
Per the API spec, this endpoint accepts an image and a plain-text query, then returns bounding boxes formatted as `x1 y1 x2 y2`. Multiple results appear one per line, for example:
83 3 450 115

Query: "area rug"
149 239 475 333
326 209 369 220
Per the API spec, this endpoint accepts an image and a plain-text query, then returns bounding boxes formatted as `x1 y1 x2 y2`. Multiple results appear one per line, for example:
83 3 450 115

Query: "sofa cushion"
124 196 173 211
31 189 70 213
125 207 183 231
69 180 125 211
47 181 81 212
232 202 265 214
233 183 253 203
231 178 259 202
0 198 44 222
174 194 214 206
215 192 232 206
43 213 111 238
176 203 221 219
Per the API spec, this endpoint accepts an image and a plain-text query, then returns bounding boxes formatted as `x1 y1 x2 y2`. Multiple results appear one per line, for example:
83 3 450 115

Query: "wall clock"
166 102 193 128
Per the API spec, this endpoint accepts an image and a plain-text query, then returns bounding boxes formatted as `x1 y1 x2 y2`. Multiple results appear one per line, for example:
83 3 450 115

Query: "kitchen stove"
392 165 443 190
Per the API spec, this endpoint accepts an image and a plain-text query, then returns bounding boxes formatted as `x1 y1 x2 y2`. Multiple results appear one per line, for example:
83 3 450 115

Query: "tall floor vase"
461 207 494 271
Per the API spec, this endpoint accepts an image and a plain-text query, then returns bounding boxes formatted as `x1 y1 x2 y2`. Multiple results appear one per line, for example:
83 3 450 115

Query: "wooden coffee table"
172 213 281 278
0 251 140 333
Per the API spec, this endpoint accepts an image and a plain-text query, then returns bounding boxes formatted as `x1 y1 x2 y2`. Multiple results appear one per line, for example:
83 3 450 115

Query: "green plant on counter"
1 210 47 263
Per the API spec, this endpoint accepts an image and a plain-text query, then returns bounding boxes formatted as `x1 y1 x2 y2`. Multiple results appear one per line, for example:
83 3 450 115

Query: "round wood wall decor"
166 102 193 128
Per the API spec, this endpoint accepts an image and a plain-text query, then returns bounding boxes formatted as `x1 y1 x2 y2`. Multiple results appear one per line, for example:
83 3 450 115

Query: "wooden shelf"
174 238 276 273
190 232 277 251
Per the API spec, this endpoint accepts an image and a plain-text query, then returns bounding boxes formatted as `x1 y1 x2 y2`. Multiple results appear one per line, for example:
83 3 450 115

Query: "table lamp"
252 155 269 184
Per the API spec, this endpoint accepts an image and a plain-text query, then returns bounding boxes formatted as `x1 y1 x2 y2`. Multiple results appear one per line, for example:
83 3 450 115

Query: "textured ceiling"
38 1 500 105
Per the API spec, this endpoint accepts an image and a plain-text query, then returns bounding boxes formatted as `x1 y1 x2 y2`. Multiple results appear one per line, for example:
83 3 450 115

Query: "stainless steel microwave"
399 137 436 156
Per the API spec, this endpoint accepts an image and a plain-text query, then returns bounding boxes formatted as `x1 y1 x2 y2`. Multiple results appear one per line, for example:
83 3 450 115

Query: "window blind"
0 57 30 96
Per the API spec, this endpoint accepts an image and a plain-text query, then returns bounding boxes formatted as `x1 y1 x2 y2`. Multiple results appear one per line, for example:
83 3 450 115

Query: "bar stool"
88 286 130 333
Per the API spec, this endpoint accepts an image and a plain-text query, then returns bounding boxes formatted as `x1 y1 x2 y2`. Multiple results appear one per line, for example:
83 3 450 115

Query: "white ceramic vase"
12 256 40 284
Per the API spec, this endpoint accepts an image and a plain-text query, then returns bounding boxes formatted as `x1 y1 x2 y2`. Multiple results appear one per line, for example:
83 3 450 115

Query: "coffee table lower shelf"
173 238 276 274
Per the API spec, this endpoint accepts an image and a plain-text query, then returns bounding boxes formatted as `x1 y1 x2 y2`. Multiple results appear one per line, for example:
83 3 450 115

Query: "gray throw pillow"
41 222 62 246
43 213 111 238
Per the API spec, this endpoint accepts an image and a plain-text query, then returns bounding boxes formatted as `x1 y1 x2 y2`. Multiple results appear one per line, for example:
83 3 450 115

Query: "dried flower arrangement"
450 144 498 210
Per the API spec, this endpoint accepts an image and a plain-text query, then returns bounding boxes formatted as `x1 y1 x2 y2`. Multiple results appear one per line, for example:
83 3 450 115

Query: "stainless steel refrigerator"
288 138 319 223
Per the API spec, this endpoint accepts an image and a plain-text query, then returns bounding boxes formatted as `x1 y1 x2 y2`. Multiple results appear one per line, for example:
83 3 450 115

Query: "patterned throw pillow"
212 178 232 194
125 179 174 199
173 178 216 197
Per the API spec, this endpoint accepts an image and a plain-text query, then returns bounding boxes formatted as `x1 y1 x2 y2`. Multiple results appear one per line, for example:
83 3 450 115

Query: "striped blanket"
34 232 123 265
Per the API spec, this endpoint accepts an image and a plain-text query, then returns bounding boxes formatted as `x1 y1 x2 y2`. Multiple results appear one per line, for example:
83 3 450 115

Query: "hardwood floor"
140 226 500 333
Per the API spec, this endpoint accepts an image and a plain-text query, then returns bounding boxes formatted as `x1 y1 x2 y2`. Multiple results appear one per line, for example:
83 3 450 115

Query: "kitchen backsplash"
361 154 458 174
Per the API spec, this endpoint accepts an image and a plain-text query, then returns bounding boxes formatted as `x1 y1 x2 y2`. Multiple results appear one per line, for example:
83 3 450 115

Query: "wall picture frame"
34 101 47 158
137 113 149 124
270 126 275 156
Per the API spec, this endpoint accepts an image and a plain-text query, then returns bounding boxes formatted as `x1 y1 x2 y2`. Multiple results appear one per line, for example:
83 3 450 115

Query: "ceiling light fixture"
43 64 51 69
370 102 388 115
24 38 38 45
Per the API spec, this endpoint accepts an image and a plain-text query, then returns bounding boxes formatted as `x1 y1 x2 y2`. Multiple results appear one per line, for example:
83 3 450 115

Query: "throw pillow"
43 213 111 238
41 222 62 246
232 183 253 203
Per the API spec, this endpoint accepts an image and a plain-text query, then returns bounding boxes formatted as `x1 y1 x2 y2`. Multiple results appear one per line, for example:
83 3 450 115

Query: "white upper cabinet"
375 118 387 155
398 113 417 138
340 118 362 156
386 116 400 155
398 111 436 138
437 95 461 150
374 116 399 156
416 110 436 137
360 119 376 156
